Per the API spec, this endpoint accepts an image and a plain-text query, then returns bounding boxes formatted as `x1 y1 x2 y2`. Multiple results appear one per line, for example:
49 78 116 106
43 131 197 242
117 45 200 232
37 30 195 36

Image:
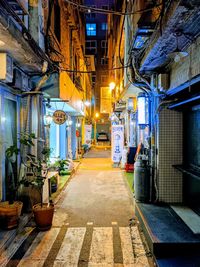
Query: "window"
101 40 107 48
86 23 96 36
86 40 97 48
101 23 108 31
101 75 108 83
101 57 108 65
85 40 97 54
92 75 96 83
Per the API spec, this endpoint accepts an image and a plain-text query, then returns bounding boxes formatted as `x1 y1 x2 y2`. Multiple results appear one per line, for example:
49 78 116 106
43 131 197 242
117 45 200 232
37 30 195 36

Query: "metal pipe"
169 95 200 109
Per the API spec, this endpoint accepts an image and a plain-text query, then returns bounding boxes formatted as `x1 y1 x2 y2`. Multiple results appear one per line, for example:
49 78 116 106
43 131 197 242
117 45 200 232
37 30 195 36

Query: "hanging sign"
111 125 124 163
84 124 92 144
52 110 67 125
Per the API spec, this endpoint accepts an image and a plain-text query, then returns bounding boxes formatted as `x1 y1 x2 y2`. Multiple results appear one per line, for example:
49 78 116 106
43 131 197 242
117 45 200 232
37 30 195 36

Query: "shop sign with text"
53 110 67 125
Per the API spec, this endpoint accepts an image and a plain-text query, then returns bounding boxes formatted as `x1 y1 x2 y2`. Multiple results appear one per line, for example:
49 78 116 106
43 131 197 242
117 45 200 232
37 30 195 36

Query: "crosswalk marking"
0 227 34 267
53 227 86 267
88 227 113 266
119 227 135 266
18 227 60 267
2 226 150 267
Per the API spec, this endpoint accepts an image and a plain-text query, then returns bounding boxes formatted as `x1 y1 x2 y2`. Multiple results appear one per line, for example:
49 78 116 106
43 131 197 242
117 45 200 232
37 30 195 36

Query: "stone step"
135 203 200 258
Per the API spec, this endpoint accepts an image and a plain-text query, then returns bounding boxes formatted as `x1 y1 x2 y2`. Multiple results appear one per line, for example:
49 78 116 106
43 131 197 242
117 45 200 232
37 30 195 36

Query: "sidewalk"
0 161 80 255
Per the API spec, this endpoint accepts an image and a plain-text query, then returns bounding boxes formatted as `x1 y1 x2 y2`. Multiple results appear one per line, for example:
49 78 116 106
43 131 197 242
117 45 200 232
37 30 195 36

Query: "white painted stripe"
0 227 34 267
88 227 113 266
130 226 149 267
18 227 60 267
119 227 135 266
53 227 86 267
87 222 93 225
171 205 200 234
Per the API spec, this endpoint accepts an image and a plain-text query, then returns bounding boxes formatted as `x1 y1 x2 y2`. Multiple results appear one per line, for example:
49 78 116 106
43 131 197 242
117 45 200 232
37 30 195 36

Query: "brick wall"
158 108 183 203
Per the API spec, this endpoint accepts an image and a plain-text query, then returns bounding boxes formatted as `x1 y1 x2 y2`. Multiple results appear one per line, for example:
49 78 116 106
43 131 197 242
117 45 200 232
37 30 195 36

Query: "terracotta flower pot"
33 203 54 231
0 201 23 230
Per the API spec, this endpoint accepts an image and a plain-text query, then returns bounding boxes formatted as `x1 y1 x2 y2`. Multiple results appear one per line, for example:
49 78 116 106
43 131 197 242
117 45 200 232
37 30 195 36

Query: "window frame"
101 23 108 31
86 23 97 36
101 40 108 48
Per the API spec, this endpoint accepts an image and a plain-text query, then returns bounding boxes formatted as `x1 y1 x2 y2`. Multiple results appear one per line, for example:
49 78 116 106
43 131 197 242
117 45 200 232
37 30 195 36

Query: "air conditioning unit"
22 73 29 91
158 73 169 91
0 53 13 83
12 68 30 91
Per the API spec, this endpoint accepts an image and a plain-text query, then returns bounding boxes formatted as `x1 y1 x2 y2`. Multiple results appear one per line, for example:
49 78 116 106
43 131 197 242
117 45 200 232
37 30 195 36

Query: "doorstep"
135 202 200 267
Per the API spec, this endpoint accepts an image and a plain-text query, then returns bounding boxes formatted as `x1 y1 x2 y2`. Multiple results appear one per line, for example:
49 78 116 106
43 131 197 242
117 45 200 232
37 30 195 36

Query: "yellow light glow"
109 82 116 91
95 112 99 118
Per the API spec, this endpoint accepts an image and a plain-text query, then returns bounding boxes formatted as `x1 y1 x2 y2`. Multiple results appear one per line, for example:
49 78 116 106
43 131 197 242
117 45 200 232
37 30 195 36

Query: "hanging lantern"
44 114 53 126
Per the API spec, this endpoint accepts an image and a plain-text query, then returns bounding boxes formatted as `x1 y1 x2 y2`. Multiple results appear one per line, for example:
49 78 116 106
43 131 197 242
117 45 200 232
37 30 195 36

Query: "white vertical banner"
84 124 92 145
111 125 124 163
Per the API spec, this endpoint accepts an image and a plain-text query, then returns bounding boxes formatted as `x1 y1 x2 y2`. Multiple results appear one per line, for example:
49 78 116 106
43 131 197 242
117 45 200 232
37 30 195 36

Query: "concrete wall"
169 36 200 90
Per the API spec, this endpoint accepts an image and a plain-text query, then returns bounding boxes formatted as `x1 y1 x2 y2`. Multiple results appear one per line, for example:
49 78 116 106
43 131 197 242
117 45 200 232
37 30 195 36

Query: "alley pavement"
0 148 152 267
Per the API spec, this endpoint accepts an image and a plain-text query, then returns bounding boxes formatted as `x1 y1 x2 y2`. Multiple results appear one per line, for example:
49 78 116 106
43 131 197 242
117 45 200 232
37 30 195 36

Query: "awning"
32 72 85 116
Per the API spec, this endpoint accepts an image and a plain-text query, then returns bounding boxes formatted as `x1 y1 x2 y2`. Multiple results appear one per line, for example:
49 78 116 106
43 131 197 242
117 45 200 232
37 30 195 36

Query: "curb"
52 161 81 205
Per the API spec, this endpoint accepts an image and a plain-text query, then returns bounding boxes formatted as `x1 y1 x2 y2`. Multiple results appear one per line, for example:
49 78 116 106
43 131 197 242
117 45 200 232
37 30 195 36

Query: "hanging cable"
65 0 162 16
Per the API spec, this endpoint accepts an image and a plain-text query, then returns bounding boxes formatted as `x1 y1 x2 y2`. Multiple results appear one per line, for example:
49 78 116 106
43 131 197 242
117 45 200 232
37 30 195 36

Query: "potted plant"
0 140 24 229
55 159 74 175
18 135 54 231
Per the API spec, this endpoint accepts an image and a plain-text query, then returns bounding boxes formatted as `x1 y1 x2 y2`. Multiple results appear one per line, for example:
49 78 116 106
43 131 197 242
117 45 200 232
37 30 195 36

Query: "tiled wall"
158 108 183 203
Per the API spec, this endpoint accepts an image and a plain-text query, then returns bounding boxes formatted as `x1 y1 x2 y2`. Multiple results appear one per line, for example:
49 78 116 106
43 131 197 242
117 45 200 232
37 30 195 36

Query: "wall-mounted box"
0 53 13 83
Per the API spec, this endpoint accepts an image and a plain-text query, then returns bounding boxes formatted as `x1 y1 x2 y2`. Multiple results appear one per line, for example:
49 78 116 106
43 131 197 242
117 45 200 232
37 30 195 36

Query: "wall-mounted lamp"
67 120 73 126
95 112 99 118
84 100 91 107
44 114 53 126
109 82 116 91
137 93 149 126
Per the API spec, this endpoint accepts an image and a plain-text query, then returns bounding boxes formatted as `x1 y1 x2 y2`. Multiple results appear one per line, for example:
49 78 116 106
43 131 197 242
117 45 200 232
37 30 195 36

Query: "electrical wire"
65 0 162 16
59 64 131 73
0 0 54 71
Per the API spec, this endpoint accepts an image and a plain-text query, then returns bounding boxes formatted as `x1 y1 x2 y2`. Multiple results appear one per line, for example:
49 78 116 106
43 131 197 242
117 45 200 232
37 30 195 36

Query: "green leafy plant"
41 146 53 163
5 132 48 206
5 132 37 204
50 175 57 185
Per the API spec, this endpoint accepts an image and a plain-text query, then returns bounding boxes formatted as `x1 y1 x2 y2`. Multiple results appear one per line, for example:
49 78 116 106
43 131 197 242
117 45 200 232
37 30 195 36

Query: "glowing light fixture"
137 93 149 126
95 112 99 118
109 82 116 91
44 114 53 126
68 120 73 126
84 100 91 107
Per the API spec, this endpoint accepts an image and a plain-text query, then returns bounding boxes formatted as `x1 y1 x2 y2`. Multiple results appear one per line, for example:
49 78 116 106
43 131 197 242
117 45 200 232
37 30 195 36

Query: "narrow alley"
0 148 151 267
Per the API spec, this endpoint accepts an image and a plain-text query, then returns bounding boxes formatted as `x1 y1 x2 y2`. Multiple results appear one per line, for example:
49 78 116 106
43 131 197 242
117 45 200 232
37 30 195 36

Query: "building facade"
0 0 92 201
84 0 114 142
